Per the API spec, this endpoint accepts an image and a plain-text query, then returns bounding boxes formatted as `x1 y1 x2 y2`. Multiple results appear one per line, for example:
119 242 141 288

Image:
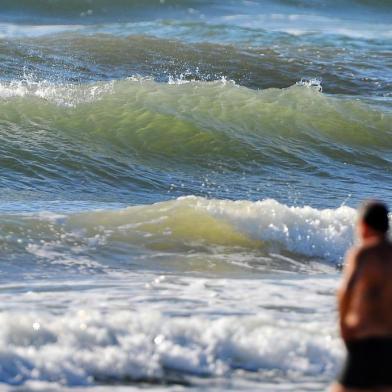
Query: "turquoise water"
0 0 391 390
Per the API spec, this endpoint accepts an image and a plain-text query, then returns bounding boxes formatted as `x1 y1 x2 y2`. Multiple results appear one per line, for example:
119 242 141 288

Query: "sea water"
0 0 391 390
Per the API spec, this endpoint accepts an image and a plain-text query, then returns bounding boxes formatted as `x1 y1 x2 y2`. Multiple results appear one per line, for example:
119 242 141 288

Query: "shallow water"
0 0 391 390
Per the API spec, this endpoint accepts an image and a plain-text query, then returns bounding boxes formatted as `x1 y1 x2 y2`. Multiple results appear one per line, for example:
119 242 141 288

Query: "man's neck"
362 234 387 246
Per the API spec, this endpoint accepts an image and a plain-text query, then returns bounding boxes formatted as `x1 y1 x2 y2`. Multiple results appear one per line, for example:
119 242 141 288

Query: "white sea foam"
0 23 86 39
215 13 392 40
0 197 355 389
0 77 114 107
0 273 343 389
0 75 237 105
296 78 322 92
190 197 356 262
18 197 356 270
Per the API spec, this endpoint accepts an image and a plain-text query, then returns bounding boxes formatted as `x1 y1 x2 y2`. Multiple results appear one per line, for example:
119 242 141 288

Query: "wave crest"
1 197 357 273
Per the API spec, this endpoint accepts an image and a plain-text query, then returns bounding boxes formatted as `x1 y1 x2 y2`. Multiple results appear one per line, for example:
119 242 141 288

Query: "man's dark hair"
359 200 389 234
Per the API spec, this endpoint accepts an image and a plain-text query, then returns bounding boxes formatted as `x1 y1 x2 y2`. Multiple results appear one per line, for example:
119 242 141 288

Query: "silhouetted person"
332 201 392 392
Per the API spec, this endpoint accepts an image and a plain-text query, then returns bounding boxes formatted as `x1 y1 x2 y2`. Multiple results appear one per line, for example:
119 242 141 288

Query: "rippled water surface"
0 0 391 390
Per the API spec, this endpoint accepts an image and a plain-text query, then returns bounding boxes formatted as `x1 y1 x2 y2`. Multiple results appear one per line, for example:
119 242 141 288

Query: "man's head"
358 200 389 240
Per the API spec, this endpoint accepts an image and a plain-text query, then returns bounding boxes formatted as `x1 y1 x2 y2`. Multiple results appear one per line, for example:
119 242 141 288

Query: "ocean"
0 0 391 390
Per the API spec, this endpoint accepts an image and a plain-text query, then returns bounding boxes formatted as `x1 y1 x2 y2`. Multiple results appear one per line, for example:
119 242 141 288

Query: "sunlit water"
0 0 391 390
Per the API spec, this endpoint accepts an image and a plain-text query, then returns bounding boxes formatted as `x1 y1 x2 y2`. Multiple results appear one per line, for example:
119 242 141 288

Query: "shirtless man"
332 201 392 392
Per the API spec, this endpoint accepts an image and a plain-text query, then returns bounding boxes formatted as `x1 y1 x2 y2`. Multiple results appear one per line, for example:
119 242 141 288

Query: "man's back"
345 240 392 340
332 201 392 392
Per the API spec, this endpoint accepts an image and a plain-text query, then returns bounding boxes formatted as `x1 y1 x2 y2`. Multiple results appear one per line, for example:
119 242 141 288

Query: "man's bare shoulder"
359 240 392 258
341 247 364 279
343 241 392 278
348 241 392 276
343 245 376 273
348 240 392 259
345 246 365 265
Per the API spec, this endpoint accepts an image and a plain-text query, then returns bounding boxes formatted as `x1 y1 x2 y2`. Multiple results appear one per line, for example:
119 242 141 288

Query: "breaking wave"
1 196 357 271
1 78 390 184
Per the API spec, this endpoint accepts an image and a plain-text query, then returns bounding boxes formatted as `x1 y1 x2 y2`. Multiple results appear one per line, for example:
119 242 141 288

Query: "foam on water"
192 197 355 262
0 273 343 389
0 197 357 273
0 1 390 390
214 12 392 40
0 23 86 39
0 76 114 107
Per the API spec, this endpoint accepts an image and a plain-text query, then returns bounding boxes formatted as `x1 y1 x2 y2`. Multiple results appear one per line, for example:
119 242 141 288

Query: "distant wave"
277 0 392 8
0 0 204 22
2 0 391 19
0 78 390 190
1 32 390 98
